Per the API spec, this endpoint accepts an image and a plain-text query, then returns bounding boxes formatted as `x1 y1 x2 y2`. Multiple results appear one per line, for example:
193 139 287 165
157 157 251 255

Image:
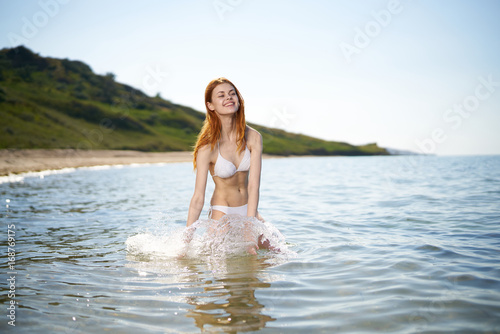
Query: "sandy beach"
0 149 282 176
0 149 195 176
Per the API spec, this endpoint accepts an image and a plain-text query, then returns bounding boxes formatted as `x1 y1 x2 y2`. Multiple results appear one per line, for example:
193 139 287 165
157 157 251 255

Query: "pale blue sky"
1 0 499 155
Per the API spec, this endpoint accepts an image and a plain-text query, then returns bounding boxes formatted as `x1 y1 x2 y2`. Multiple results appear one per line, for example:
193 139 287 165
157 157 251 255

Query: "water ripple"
2 156 500 333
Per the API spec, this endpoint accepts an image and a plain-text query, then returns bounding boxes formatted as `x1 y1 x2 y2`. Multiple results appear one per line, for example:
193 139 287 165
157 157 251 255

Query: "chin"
217 109 238 116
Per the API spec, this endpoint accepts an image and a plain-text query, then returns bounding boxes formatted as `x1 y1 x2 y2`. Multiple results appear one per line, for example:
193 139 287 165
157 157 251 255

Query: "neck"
219 114 237 143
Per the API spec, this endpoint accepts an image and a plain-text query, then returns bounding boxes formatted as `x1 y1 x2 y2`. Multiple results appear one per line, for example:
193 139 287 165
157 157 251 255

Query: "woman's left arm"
247 129 263 217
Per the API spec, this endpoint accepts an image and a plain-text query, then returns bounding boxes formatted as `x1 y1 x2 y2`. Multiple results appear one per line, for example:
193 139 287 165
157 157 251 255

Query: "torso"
209 170 249 207
209 139 250 207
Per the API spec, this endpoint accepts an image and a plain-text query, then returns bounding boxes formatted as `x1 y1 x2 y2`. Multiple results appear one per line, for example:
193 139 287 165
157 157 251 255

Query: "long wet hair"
193 77 246 169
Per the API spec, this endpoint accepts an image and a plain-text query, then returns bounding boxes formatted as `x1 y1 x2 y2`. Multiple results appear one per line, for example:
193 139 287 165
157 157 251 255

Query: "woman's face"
207 83 239 116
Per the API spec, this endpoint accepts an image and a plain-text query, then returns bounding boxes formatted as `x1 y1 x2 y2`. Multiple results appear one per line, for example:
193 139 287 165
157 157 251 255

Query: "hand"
246 243 258 255
183 225 196 244
178 225 196 258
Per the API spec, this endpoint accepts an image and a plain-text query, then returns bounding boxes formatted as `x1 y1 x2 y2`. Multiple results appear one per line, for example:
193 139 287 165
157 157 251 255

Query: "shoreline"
0 149 194 176
0 149 282 176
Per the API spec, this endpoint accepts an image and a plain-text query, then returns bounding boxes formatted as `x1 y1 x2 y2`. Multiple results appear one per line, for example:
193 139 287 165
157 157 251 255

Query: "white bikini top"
213 142 251 178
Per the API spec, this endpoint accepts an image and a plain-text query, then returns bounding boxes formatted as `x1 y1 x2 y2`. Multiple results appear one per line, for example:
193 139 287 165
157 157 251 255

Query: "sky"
1 0 499 155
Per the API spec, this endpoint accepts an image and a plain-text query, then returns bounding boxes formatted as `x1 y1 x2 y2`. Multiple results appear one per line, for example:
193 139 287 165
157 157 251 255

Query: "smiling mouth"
223 102 235 107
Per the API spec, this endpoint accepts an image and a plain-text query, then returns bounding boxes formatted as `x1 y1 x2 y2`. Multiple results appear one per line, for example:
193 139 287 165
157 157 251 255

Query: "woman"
185 77 265 255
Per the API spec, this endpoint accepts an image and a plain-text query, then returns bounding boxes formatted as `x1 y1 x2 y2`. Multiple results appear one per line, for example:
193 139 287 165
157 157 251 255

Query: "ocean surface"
1 155 500 333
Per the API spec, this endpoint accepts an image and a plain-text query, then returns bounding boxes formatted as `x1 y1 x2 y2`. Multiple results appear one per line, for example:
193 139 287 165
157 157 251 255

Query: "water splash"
126 215 294 261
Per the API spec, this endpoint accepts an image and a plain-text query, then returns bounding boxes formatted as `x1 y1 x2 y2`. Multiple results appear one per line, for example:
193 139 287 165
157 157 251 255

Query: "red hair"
193 77 246 169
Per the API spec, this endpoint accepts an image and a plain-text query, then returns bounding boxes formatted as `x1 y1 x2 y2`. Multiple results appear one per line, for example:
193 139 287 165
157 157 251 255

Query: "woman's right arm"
186 146 211 226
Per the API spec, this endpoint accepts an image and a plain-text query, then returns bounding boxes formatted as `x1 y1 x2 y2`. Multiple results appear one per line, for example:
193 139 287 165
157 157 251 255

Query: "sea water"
1 155 500 333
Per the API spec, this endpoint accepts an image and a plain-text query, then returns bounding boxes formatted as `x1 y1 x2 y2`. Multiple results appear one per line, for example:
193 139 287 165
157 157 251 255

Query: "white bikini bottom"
209 204 248 218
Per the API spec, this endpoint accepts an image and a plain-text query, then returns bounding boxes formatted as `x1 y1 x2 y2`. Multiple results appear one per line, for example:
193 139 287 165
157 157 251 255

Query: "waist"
210 204 248 216
211 186 248 206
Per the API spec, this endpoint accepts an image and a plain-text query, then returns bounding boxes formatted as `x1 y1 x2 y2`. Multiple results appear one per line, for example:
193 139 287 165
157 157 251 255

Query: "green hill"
0 46 388 156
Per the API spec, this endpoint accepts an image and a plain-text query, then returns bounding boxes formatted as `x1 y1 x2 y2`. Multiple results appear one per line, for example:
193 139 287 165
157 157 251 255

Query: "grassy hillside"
0 46 388 156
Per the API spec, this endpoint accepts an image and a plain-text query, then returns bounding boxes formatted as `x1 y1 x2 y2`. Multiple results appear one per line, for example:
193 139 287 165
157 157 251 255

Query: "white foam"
126 215 295 262
0 163 165 184
0 158 191 185
0 167 77 184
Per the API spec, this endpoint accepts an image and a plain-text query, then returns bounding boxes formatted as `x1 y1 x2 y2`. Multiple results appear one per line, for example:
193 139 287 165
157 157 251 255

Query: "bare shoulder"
246 126 262 151
196 143 217 165
246 126 262 144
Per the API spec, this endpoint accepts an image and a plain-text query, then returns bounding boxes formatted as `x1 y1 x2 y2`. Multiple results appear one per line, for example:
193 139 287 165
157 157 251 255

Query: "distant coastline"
0 46 389 157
